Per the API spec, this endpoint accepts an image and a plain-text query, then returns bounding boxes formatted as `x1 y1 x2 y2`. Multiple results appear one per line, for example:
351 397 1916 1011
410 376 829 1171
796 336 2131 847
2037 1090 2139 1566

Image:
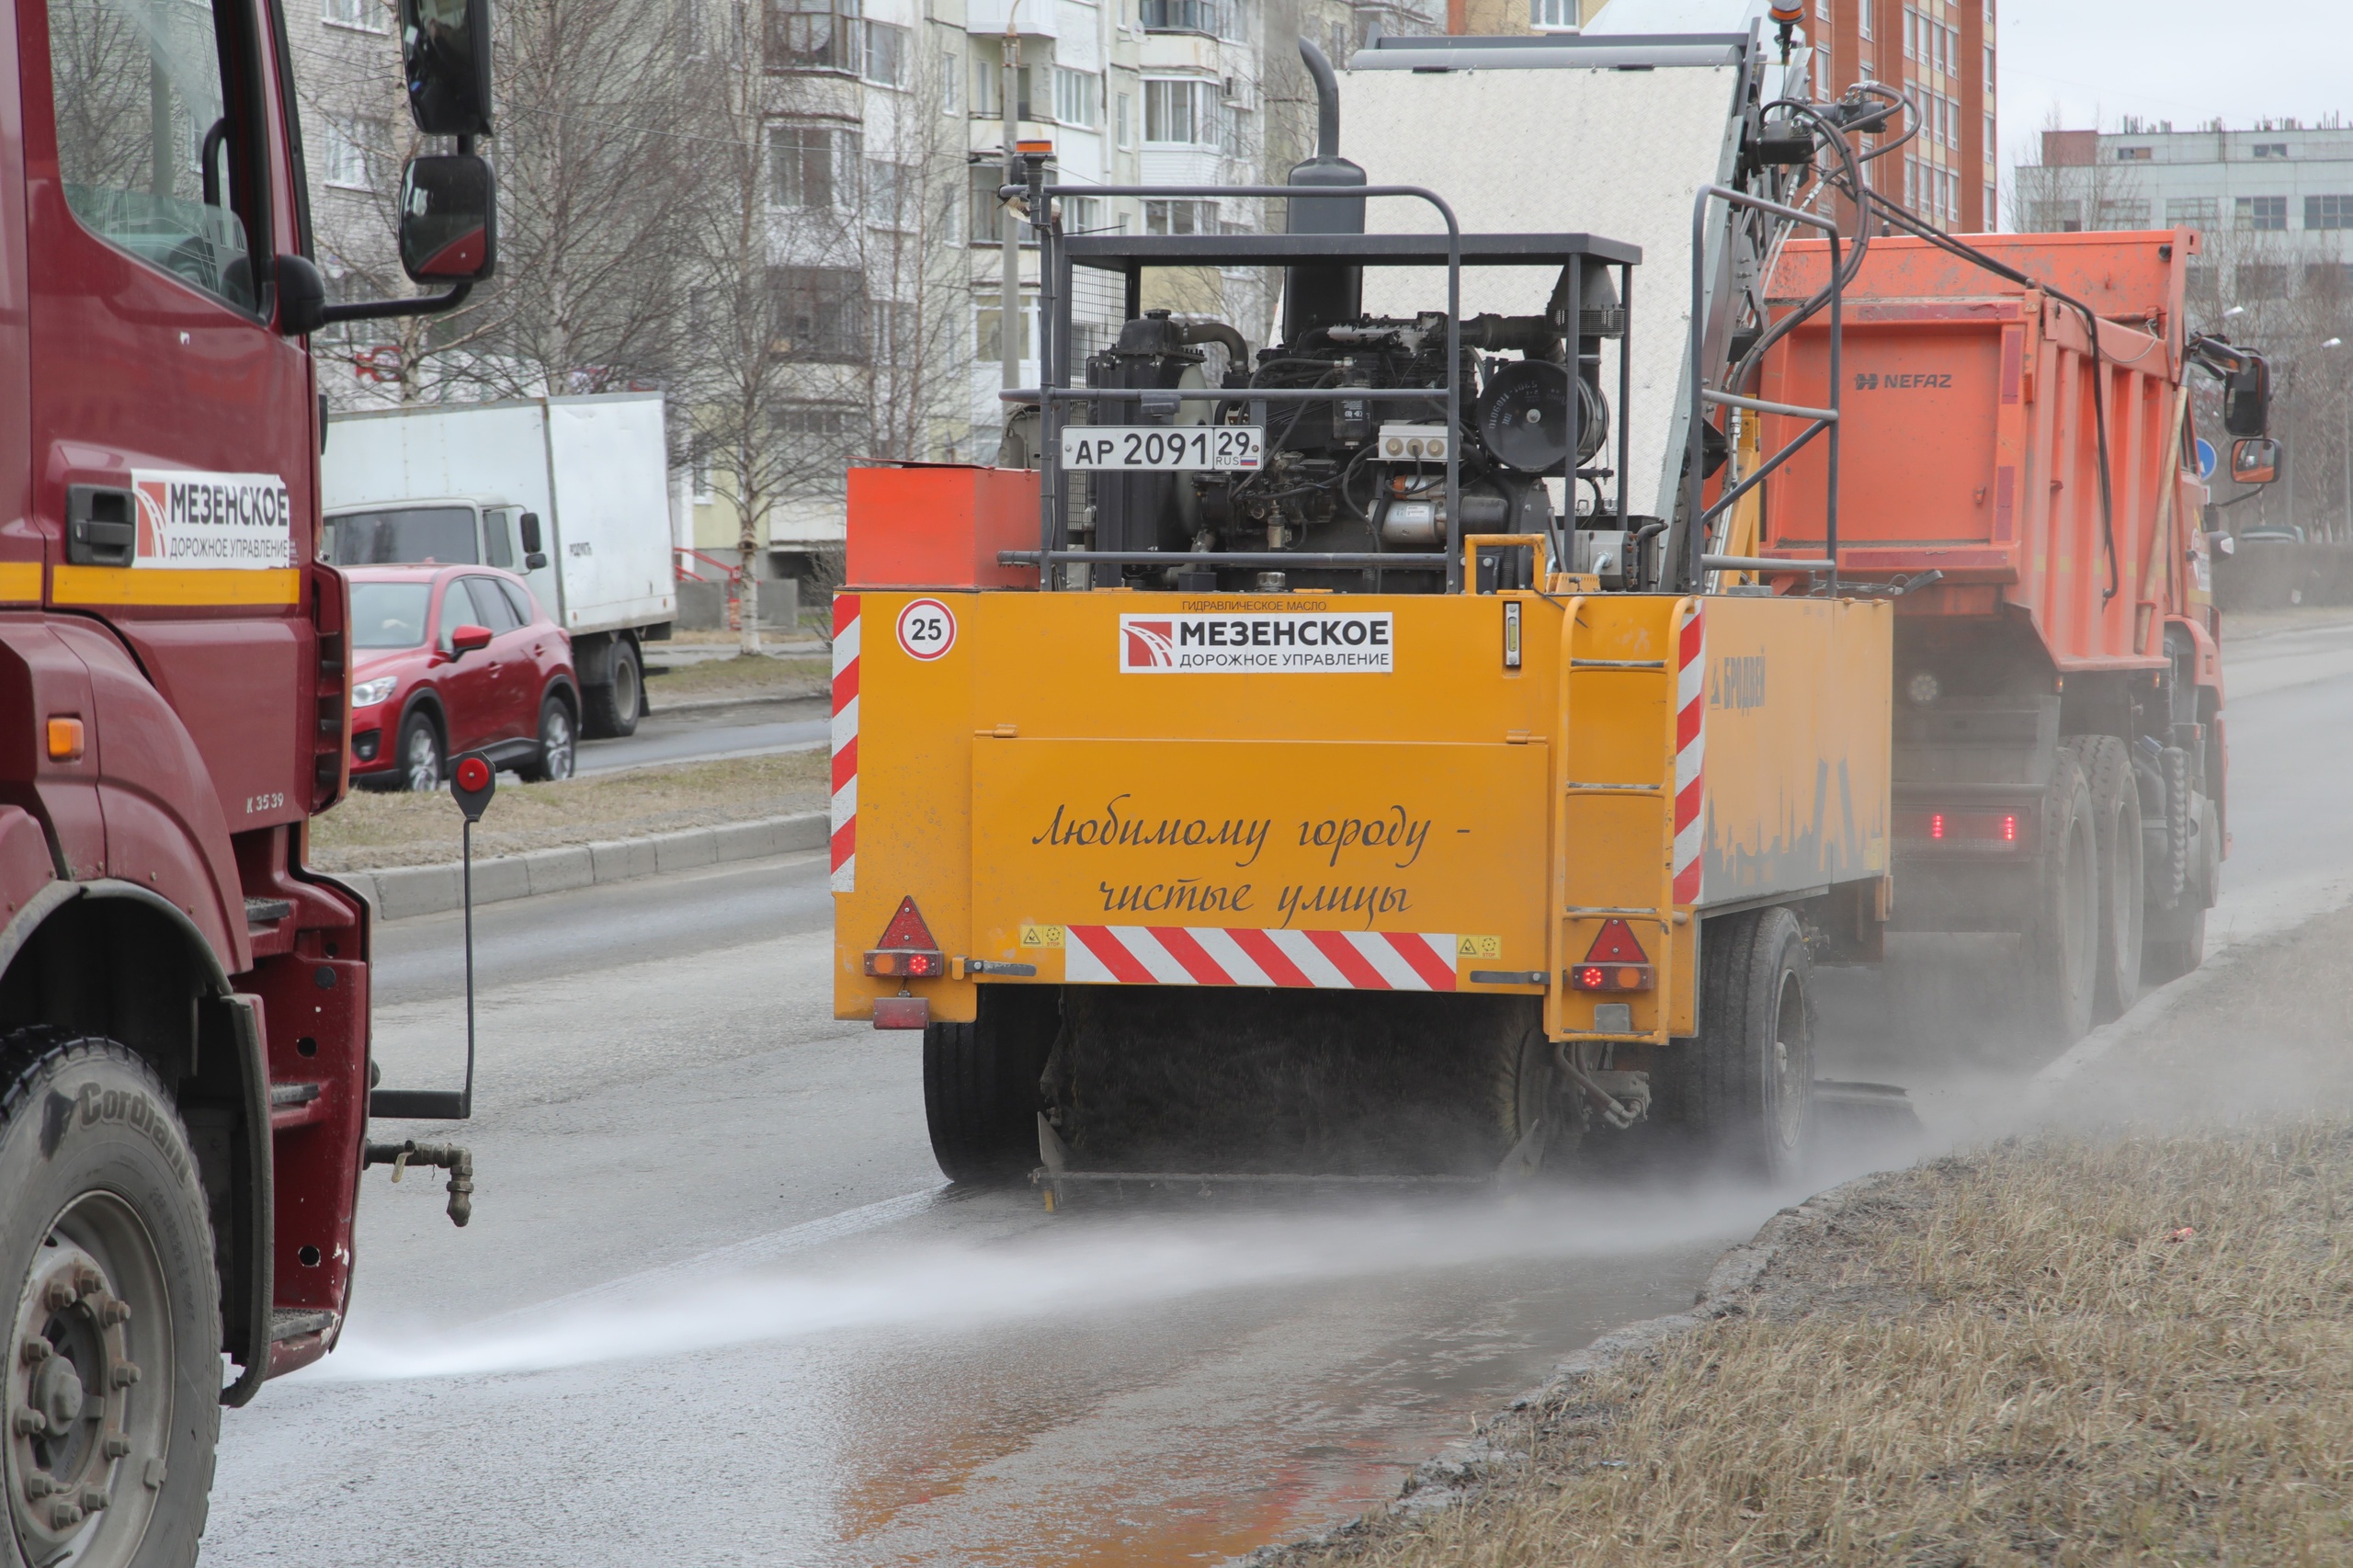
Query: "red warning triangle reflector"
876 896 938 951
1581 919 1649 965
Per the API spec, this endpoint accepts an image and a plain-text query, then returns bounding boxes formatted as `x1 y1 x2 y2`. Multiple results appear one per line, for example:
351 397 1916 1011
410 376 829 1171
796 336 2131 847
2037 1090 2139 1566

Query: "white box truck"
322 392 677 736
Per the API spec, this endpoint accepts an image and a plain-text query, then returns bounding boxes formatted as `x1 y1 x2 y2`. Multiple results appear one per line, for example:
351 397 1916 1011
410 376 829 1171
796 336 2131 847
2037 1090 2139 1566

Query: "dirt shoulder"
1265 905 2353 1567
307 751 828 871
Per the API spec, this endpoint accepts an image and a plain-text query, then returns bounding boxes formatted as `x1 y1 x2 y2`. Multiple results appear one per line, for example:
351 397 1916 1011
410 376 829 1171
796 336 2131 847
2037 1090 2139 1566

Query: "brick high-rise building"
1807 0 1998 233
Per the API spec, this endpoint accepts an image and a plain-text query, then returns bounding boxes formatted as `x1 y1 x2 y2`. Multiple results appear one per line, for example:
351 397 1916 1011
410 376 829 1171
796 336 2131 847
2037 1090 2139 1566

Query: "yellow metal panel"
1694 596 1893 903
969 737 1551 967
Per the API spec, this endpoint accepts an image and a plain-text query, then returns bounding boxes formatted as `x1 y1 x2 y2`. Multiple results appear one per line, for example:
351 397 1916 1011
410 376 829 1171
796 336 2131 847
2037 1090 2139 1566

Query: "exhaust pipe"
1281 40 1365 344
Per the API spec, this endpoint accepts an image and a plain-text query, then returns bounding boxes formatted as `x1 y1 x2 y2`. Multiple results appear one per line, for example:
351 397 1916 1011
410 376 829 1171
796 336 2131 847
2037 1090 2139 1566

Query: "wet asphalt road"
203 619 2353 1565
574 692 827 775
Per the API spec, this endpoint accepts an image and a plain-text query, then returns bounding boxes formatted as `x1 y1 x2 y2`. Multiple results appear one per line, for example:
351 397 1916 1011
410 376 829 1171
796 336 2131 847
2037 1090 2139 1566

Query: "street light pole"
1001 10 1023 404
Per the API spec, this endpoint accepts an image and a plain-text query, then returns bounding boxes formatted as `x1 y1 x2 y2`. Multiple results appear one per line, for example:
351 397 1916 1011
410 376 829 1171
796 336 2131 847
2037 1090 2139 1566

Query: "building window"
322 0 382 30
1530 0 1574 29
767 267 867 360
1063 194 1104 233
1054 67 1098 128
973 45 1032 119
2184 264 2216 301
321 119 381 189
861 20 904 85
2031 199 2083 233
968 163 1040 244
1858 0 1870 39
1984 111 1995 153
1143 198 1218 234
939 48 961 113
974 301 1036 361
2235 195 2287 232
2165 197 2217 228
1116 92 1132 148
2235 264 2287 301
2115 145 2150 161
771 403 858 458
2306 194 2353 231
2094 199 2147 231
864 159 911 227
1983 181 1995 221
766 0 862 73
1140 0 1218 32
2305 263 2353 295
2251 142 2289 158
770 122 859 210
1144 78 1215 146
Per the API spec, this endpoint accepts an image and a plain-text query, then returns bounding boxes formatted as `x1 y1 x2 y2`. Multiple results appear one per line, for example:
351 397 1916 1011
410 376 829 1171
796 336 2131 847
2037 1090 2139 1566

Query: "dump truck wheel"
922 987 1060 1184
2144 796 2219 983
2064 736 2144 1023
2019 755 2098 1046
1665 908 1814 1180
2 1032 219 1568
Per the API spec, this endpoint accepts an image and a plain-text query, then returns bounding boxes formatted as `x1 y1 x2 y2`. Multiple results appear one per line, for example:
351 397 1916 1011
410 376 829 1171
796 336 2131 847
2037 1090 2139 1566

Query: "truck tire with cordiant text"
3 1031 221 1568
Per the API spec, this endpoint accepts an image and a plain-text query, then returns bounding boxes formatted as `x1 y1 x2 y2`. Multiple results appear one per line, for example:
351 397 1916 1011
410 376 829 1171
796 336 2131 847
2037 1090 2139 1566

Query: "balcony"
1141 0 1222 36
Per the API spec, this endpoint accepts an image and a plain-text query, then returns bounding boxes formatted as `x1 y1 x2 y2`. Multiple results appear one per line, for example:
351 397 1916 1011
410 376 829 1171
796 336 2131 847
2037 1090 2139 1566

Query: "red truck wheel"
2 1033 219 1568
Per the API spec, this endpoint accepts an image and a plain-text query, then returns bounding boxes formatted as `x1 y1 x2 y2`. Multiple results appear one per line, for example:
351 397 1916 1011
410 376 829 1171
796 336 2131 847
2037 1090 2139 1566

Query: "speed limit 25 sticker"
894 597 958 661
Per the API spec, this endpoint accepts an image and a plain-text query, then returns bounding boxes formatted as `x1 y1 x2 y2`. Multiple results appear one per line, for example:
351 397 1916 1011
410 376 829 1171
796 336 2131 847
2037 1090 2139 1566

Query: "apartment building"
2017 119 2353 308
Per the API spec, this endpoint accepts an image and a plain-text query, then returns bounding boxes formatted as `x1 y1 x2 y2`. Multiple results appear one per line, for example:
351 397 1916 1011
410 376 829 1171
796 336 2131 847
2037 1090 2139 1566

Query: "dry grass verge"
307 751 827 870
2222 601 2353 640
1270 906 2353 1567
1275 1130 2353 1567
643 653 828 703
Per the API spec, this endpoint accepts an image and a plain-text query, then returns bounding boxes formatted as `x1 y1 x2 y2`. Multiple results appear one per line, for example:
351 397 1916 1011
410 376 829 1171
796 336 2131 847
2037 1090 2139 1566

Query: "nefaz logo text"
1119 612 1394 673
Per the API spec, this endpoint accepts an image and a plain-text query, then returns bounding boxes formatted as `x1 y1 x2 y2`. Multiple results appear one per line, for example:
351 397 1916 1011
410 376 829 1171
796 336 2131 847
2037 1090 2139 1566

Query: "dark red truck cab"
0 0 498 1558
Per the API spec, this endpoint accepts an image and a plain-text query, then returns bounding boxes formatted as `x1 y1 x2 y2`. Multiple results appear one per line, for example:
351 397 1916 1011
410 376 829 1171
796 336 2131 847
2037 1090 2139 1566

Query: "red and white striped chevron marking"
829 594 859 892
1064 926 1459 991
1671 601 1706 904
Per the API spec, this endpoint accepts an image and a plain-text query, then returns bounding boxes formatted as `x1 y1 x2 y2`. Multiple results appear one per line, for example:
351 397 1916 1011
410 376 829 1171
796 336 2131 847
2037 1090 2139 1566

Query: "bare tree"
295 0 707 403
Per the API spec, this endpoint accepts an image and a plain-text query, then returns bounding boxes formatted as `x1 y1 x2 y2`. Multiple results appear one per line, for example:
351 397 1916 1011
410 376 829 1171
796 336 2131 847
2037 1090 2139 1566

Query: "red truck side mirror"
2230 437 2279 486
450 624 494 655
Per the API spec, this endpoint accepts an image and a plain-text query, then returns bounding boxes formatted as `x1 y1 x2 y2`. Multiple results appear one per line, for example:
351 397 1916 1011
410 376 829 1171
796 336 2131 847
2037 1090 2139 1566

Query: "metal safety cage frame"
1684 183 1845 592
995 182 1639 594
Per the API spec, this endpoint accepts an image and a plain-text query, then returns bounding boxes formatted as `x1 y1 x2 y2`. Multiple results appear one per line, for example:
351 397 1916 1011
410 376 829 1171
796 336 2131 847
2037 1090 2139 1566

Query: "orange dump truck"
1749 229 2259 1040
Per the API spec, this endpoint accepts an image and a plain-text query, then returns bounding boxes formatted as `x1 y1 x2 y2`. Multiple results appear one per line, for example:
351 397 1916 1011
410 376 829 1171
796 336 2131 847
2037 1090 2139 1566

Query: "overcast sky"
1999 1 2345 167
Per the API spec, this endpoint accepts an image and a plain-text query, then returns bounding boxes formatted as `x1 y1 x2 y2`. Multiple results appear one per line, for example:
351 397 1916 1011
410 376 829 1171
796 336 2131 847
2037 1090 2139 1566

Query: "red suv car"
347 565 580 791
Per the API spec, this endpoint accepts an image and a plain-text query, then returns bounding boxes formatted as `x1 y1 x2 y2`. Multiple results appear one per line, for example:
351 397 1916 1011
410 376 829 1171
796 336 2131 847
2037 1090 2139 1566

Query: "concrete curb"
339 811 827 921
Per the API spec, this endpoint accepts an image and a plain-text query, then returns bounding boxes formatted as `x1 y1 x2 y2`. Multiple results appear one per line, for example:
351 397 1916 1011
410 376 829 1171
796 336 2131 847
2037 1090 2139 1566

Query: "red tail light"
2002 813 2017 842
1930 812 1945 840
865 895 947 979
1570 920 1654 991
